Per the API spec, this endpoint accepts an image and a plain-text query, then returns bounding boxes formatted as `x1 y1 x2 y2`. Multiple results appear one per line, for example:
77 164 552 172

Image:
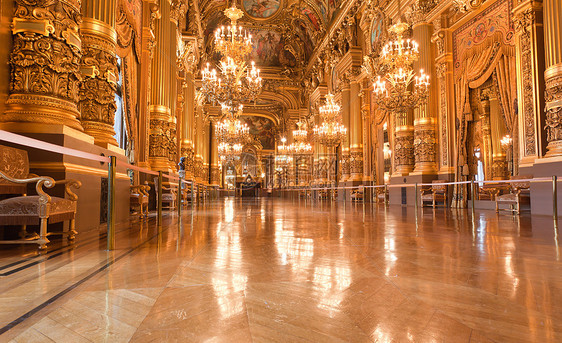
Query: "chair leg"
38 218 49 250
19 225 27 239
68 219 77 241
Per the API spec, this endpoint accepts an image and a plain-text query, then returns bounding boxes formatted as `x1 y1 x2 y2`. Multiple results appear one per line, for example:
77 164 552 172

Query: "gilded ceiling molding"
305 0 360 76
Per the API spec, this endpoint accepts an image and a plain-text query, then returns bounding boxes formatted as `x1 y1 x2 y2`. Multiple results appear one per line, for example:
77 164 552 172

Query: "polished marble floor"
0 198 561 342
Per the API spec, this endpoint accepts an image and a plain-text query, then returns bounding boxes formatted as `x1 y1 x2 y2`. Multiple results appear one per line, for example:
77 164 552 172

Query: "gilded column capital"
3 0 83 131
543 0 562 156
170 0 187 25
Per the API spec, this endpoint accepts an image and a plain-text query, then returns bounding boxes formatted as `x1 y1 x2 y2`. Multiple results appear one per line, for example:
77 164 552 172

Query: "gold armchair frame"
130 184 150 217
0 171 81 249
421 180 448 208
495 177 531 214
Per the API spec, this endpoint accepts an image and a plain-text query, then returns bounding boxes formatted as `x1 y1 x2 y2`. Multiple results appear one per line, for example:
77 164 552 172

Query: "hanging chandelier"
366 22 429 117
215 104 250 144
289 120 313 155
313 93 347 147
275 137 293 168
200 4 262 107
218 142 243 162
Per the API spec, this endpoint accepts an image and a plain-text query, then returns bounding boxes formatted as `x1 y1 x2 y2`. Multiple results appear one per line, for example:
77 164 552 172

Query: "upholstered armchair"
421 180 448 208
495 176 532 214
376 187 388 204
351 186 364 202
0 145 81 250
130 183 150 217
153 177 177 210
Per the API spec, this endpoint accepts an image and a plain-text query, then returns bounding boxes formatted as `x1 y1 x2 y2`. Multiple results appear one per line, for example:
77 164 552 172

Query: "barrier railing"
274 175 560 226
0 130 203 250
1 129 560 244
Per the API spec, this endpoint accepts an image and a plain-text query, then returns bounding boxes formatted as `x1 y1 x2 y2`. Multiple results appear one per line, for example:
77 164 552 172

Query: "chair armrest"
0 170 55 204
141 185 150 196
55 179 82 201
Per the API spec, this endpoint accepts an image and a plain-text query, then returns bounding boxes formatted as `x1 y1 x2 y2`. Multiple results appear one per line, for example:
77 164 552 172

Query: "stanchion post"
178 176 182 216
414 183 419 212
191 181 195 205
471 180 476 218
554 176 558 224
107 156 116 250
385 184 389 206
157 171 163 227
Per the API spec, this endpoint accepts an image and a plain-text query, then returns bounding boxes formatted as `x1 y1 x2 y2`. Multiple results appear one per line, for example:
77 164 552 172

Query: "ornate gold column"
194 106 204 182
202 121 210 184
360 80 372 182
148 0 175 171
340 79 351 181
412 21 438 174
210 120 220 186
394 110 415 175
181 72 195 179
349 71 364 181
79 0 118 146
543 0 562 156
138 0 158 169
0 0 14 118
513 2 546 164
2 0 83 131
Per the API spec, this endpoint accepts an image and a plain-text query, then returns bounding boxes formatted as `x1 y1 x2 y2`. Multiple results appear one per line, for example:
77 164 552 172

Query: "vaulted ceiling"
186 0 345 140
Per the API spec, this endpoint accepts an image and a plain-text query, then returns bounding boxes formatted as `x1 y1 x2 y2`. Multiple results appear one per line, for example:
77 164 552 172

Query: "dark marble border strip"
0 219 170 335
0 217 154 276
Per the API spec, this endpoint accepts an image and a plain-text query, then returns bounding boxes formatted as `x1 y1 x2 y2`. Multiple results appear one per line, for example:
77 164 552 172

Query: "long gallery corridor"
0 199 560 342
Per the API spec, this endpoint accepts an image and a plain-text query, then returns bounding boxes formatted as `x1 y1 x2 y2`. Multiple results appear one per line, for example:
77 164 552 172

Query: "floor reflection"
1 198 561 342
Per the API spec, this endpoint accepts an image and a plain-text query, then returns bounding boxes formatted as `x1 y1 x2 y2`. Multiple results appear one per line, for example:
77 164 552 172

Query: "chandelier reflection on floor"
364 22 429 117
200 4 262 107
313 93 347 147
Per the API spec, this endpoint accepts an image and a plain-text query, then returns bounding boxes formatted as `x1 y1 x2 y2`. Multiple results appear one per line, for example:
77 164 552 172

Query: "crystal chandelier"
275 137 293 168
366 22 430 116
218 142 243 162
313 93 347 147
289 120 313 155
215 104 250 144
200 4 262 107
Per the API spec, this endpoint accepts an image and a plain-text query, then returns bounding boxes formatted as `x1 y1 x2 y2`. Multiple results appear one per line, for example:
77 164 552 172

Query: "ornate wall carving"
513 9 537 157
414 128 437 165
394 131 415 174
4 0 83 130
436 62 449 166
349 150 363 176
545 73 562 147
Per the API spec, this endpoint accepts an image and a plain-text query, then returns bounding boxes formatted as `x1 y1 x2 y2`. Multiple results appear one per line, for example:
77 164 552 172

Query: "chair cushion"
421 194 433 201
162 194 175 201
0 196 75 225
496 193 517 203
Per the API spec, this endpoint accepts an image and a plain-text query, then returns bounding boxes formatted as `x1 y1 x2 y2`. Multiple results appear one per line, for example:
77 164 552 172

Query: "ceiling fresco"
192 0 342 151
240 115 277 150
242 0 282 19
